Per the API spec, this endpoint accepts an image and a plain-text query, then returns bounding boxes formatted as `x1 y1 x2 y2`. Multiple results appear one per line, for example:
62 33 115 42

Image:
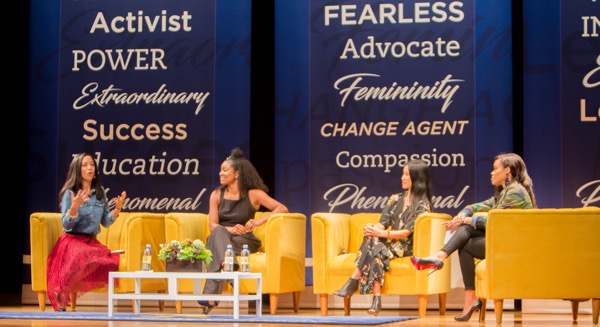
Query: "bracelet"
68 212 77 219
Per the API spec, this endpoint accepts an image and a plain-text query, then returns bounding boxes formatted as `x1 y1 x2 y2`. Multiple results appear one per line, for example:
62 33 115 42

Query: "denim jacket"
61 188 116 235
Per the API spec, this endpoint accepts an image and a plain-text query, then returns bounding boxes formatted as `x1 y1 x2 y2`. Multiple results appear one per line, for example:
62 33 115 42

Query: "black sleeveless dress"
204 190 262 274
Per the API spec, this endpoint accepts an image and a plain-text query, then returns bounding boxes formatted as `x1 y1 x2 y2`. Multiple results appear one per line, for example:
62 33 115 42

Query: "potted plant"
158 239 213 272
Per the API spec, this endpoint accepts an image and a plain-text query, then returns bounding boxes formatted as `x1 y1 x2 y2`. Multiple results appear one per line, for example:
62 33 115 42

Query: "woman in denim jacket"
47 152 127 312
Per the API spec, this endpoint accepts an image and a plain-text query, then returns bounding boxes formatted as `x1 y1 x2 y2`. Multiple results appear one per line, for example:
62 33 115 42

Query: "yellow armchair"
311 212 452 317
30 212 168 311
164 211 307 315
475 207 600 324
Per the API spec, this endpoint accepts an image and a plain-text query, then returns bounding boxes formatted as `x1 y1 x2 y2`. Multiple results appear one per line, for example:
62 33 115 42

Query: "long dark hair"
218 147 268 198
58 152 106 207
406 159 433 213
494 153 537 208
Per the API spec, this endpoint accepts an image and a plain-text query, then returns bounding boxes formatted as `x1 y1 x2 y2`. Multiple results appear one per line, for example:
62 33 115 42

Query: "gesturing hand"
113 191 127 210
70 189 90 209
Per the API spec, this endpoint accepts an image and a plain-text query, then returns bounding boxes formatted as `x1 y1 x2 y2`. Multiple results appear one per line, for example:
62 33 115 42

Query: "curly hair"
219 147 268 198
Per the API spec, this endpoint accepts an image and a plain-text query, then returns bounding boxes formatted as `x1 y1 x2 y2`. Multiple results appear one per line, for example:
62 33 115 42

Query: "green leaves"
158 239 213 265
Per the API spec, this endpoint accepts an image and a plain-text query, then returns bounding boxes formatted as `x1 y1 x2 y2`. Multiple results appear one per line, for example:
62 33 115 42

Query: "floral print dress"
354 192 431 294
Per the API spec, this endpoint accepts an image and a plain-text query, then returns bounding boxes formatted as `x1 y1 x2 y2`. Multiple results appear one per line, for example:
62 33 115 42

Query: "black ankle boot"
197 300 219 314
367 295 381 316
333 278 359 297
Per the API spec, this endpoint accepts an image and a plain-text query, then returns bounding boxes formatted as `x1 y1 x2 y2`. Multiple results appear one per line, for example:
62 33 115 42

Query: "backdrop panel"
308 0 476 215
523 0 600 208
24 0 252 282
274 0 514 286
559 0 599 207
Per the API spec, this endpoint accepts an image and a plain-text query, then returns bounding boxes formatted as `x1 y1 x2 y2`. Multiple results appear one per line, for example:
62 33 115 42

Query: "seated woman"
47 152 127 312
411 152 536 322
332 159 433 316
198 147 288 314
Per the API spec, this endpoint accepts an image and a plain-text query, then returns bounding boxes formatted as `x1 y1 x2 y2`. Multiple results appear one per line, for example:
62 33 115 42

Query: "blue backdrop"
20 0 600 292
523 0 599 208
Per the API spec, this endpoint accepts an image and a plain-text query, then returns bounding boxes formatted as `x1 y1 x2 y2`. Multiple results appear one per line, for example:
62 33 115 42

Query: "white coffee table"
108 271 262 319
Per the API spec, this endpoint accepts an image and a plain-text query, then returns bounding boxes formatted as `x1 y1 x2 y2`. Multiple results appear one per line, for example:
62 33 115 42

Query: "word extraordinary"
73 82 209 115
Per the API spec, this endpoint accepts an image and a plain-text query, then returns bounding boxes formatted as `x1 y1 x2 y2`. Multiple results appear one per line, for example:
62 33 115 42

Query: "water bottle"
141 244 152 271
240 244 250 272
224 244 234 272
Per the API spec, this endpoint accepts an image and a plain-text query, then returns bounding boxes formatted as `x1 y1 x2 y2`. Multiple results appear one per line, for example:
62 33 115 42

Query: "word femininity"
334 73 462 113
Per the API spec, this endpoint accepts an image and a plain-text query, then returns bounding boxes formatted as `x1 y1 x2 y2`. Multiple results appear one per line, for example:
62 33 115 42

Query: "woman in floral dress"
333 159 433 315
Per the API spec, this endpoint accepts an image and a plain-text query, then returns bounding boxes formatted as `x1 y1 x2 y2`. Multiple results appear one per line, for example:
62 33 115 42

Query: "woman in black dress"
198 147 288 314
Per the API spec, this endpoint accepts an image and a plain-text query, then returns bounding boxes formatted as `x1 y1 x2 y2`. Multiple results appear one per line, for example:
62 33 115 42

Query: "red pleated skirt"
46 233 120 311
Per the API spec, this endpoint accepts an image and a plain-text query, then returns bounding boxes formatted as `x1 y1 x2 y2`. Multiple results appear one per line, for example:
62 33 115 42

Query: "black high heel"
333 278 359 297
410 256 444 275
197 300 219 314
454 299 482 321
367 295 381 316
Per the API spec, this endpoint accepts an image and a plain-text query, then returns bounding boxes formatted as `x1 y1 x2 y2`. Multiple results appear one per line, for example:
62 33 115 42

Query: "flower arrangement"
158 239 213 265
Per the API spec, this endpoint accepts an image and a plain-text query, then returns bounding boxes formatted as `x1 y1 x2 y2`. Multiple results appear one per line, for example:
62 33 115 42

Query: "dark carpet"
0 310 418 325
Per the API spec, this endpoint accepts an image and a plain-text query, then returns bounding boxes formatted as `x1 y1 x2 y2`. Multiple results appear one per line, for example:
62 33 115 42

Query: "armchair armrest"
97 212 167 292
412 212 452 293
30 213 63 294
310 212 351 294
412 212 452 257
259 212 306 293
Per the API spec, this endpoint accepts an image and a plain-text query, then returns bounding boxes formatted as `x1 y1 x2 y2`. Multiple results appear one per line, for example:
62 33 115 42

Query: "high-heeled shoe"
367 295 382 316
410 256 444 275
454 299 482 321
333 277 359 297
197 300 219 314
